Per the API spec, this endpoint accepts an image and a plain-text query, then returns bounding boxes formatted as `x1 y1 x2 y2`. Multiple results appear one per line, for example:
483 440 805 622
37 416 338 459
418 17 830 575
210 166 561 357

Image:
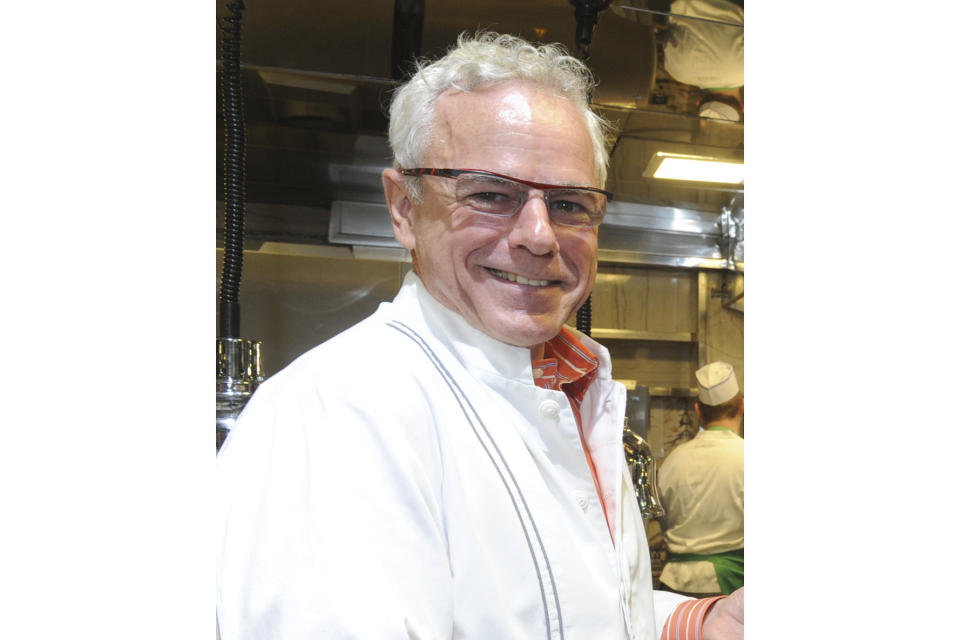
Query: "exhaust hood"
216 0 744 272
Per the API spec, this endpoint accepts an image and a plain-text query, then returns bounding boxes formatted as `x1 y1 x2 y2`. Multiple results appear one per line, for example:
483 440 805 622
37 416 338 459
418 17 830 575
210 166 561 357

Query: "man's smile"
484 267 558 288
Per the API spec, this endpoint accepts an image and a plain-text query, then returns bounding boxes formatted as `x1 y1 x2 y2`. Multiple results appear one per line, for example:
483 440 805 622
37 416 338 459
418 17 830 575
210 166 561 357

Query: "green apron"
666 548 744 594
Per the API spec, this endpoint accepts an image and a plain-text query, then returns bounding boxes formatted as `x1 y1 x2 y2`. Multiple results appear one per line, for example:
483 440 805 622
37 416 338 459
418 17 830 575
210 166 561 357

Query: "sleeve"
657 594 727 640
216 367 452 640
653 589 692 634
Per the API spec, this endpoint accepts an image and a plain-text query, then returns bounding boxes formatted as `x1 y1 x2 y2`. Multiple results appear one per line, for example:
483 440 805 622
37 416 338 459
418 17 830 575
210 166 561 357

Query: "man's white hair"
387 31 613 200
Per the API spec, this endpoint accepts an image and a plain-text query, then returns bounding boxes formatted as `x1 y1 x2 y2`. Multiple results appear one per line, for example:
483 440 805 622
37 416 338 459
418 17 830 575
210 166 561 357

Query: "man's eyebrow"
470 174 515 183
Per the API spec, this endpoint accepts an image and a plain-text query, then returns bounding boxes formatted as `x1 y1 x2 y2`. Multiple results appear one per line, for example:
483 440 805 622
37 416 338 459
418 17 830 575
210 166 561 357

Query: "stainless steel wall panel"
590 268 697 336
216 248 409 377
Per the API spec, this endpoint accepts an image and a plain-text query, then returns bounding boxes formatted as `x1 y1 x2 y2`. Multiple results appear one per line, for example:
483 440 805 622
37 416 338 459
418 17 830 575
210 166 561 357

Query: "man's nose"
508 193 559 255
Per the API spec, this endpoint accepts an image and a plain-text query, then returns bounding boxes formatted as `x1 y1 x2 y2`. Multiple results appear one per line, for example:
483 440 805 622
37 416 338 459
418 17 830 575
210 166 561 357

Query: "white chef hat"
696 361 739 405
698 100 740 122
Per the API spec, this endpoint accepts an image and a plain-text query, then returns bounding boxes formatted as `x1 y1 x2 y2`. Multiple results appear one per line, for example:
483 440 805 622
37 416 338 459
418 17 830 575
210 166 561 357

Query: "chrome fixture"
623 423 665 520
216 337 264 451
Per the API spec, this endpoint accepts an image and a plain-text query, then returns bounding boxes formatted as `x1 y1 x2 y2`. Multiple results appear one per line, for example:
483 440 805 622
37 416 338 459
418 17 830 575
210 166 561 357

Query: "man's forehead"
497 91 535 126
427 82 596 181
434 81 558 124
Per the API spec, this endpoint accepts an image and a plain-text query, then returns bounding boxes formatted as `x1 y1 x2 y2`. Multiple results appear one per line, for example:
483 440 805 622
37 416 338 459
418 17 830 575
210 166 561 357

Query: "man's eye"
460 187 521 213
549 198 590 213
469 191 513 204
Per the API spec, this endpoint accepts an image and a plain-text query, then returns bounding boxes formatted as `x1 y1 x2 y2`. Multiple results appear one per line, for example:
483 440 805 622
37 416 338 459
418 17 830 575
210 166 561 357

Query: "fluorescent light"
644 152 744 185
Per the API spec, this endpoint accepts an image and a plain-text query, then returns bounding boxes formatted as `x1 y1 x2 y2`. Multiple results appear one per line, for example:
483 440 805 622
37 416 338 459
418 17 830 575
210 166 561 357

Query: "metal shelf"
590 328 696 343
615 379 698 397
649 387 698 398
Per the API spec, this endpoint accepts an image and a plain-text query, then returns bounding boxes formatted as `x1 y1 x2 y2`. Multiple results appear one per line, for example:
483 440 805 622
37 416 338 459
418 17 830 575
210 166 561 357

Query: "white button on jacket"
538 399 561 419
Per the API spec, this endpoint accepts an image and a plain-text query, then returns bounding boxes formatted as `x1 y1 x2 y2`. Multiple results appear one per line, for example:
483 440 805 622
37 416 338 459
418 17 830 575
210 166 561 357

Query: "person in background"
660 0 744 121
217 32 744 640
658 361 745 597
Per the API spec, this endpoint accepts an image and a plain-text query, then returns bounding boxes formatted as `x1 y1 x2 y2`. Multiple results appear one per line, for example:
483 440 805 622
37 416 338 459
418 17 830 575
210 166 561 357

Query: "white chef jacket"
657 427 744 593
663 0 744 90
217 271 690 639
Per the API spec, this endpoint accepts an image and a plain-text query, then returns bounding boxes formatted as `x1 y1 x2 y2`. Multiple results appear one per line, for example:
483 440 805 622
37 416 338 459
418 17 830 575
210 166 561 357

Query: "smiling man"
217 32 743 640
383 80 600 355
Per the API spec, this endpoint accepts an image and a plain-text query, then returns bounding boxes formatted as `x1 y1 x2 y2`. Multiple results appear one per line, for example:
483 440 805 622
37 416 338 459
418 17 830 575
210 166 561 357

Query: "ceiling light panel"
644 152 744 185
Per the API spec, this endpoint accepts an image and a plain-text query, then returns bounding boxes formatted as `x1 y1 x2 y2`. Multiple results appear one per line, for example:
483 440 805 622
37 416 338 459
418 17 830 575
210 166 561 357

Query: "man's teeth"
489 268 550 287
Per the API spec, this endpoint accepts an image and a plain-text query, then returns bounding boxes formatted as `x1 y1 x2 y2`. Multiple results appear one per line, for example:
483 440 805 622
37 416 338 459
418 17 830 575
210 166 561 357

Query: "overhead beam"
391 0 426 80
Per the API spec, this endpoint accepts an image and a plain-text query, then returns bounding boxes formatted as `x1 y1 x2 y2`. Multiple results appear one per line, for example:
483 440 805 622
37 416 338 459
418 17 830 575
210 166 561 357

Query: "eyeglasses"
399 168 612 229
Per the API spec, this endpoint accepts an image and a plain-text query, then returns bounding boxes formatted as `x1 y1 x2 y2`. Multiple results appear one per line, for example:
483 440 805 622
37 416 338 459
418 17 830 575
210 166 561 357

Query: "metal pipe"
215 62 400 88
615 4 743 29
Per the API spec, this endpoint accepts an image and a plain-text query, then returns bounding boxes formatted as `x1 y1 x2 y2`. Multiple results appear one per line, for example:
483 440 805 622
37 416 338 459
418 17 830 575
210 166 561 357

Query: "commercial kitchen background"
4 3 959 640
214 0 746 470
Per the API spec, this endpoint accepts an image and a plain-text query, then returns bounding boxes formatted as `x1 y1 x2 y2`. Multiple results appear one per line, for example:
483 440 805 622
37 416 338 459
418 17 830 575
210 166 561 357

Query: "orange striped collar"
532 326 599 401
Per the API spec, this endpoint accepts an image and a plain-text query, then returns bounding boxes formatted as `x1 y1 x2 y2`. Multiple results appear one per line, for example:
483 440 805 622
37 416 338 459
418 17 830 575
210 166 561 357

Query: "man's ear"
382 168 416 251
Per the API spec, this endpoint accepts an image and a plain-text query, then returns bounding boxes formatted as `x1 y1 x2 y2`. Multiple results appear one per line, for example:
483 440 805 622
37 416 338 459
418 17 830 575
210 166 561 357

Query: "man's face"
385 81 601 348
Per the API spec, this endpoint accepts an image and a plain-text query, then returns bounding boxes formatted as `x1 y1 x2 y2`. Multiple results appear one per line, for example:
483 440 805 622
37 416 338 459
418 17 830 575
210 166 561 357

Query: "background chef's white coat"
217 272 690 639
663 0 744 90
657 428 744 593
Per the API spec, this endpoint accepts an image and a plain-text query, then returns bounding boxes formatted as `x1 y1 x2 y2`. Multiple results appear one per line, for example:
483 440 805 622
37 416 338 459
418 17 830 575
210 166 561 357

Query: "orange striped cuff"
659 595 726 640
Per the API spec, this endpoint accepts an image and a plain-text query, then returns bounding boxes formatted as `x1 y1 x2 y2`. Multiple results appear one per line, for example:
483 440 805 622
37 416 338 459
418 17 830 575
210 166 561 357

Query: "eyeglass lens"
453 173 605 228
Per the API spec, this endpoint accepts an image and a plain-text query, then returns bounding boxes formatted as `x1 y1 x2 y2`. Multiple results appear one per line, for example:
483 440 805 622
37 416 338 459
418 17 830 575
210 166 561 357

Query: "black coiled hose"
218 0 246 339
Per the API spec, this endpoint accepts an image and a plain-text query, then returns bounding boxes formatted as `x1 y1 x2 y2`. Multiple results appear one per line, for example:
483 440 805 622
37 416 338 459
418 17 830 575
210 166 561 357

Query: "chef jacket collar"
393 271 613 387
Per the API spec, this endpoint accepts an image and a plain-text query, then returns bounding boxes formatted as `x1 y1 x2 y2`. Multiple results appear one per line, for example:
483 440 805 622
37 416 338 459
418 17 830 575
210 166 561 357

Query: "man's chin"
483 318 566 349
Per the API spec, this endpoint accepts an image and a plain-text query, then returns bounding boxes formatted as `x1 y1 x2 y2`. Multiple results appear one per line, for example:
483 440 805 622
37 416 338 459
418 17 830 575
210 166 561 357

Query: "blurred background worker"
657 361 744 596
660 0 744 121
